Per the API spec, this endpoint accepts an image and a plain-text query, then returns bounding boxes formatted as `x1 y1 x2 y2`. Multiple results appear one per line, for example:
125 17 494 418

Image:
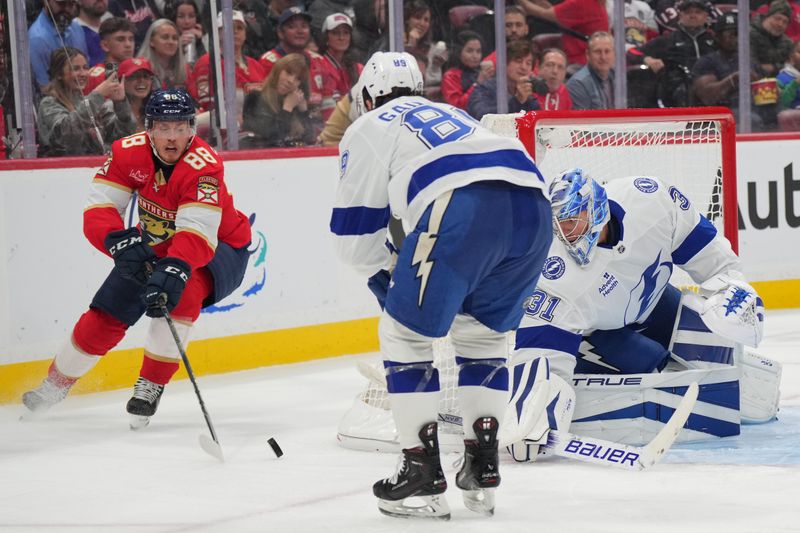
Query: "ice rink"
1 309 797 533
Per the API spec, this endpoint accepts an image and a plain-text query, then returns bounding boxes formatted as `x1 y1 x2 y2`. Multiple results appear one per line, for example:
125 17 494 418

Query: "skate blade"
129 414 151 430
198 434 225 462
377 495 451 520
462 488 495 516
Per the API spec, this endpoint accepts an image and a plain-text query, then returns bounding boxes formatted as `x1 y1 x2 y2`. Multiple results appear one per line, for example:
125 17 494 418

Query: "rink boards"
0 137 799 403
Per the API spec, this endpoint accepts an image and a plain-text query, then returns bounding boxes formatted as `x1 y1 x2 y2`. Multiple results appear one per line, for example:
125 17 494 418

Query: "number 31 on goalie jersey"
402 104 476 148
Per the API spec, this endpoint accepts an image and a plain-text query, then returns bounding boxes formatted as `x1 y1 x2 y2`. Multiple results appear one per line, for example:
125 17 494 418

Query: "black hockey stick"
158 295 225 462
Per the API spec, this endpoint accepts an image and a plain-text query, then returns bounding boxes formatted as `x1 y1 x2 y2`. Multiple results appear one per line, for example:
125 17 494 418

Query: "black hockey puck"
267 437 283 458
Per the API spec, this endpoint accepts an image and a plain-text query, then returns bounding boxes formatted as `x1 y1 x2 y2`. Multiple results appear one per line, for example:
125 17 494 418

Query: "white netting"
337 110 735 452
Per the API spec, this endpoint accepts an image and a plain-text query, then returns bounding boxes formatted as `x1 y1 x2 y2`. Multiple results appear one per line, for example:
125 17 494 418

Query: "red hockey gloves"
105 228 157 285
142 257 191 317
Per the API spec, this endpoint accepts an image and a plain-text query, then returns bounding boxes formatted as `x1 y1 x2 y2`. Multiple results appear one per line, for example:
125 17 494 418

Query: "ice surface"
1 309 798 532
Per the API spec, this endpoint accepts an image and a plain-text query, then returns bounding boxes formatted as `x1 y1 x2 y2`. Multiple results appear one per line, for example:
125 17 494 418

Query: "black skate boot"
456 416 500 516
22 364 76 415
126 377 164 430
373 422 450 520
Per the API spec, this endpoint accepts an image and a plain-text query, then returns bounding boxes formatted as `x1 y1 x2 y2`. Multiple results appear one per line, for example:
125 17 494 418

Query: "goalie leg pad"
738 350 781 423
501 358 575 462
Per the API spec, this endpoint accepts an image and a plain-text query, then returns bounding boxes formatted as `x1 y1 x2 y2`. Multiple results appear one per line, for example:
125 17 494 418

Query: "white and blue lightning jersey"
515 176 741 378
329 96 547 276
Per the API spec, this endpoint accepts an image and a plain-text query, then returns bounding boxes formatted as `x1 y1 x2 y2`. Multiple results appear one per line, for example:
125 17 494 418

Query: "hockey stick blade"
199 434 225 462
544 382 699 470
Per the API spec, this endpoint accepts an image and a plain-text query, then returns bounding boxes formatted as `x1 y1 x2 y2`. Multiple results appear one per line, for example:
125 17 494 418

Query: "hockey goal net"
337 108 738 453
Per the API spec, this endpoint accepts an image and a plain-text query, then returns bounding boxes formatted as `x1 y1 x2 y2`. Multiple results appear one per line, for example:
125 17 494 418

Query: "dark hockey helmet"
145 88 196 129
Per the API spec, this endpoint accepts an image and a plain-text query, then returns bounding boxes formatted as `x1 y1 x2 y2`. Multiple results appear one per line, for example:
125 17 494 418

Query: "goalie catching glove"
688 271 765 348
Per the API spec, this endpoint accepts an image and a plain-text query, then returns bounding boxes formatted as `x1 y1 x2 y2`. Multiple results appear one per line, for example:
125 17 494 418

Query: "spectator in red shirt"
518 0 610 67
441 30 494 110
83 17 136 95
535 47 572 110
188 10 267 117
318 13 362 104
260 7 331 120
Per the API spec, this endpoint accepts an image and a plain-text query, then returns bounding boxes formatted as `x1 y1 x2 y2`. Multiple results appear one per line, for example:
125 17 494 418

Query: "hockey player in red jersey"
22 88 252 429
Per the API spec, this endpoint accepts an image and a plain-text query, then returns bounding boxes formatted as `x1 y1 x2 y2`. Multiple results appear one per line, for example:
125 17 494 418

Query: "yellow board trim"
0 317 379 405
751 279 800 309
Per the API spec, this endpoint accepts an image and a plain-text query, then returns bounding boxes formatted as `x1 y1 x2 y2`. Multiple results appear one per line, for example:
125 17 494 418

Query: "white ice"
1 309 798 533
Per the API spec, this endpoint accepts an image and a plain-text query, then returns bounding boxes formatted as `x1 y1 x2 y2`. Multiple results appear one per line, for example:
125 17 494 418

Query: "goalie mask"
549 168 610 266
356 51 424 116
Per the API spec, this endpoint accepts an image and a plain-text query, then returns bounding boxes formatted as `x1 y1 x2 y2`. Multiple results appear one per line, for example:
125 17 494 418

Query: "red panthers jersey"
84 133 251 272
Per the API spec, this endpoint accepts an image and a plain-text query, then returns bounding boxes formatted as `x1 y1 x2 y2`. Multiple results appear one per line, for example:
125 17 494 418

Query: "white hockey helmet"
355 51 424 115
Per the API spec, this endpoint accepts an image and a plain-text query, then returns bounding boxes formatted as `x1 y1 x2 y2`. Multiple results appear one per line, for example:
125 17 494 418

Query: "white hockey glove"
692 271 765 348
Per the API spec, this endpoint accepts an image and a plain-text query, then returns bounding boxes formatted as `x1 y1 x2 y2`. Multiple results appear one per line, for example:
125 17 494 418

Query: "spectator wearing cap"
627 0 715 106
260 7 331 120
29 0 90 88
778 40 800 109
517 0 609 67
308 0 355 42
187 10 267 117
755 0 800 41
751 0 793 78
118 57 155 129
692 13 766 130
83 17 136 95
318 13 362 105
238 0 294 59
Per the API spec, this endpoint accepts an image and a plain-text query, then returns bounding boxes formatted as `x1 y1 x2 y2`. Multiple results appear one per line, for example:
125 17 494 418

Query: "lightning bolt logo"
411 191 453 307
578 340 620 372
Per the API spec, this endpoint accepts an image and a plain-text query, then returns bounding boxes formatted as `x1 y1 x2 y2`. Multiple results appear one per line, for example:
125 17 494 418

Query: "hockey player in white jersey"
330 51 553 519
503 169 780 461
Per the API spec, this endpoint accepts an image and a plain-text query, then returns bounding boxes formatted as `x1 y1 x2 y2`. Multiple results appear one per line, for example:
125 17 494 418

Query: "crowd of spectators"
4 0 800 157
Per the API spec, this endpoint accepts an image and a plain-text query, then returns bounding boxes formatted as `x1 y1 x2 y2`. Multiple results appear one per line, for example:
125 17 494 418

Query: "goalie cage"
337 108 739 453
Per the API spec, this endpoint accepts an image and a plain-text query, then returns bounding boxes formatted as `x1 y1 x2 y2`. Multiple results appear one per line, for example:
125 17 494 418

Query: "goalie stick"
528 382 699 471
355 361 698 470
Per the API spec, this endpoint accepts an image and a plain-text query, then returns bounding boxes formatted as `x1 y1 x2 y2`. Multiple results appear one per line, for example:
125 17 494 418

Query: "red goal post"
482 107 739 254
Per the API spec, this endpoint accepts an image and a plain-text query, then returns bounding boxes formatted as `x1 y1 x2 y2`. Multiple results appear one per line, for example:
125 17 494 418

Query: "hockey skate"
373 422 450 520
456 416 500 516
126 377 164 430
21 373 75 414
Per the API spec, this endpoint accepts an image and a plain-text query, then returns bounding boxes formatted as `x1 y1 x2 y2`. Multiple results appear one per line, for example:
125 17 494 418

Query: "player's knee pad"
379 313 439 394
501 357 575 462
670 294 735 368
737 349 781 423
144 316 192 361
72 308 129 356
